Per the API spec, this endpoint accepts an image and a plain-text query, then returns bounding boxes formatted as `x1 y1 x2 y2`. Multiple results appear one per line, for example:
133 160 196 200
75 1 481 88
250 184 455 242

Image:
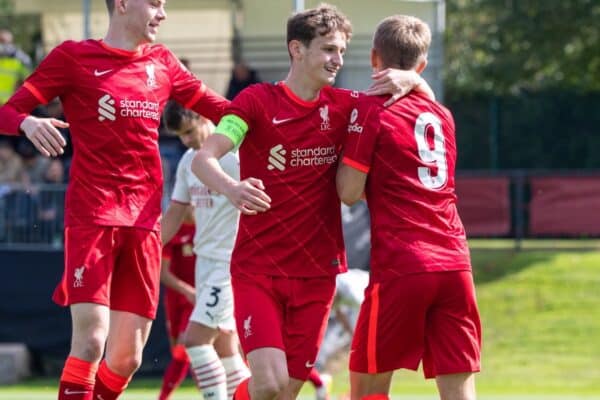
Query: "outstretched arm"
191 133 271 215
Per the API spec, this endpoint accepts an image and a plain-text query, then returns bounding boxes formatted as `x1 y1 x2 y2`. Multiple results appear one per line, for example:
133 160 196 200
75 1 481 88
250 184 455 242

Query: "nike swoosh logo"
64 388 90 395
272 116 295 125
305 361 315 368
94 69 113 77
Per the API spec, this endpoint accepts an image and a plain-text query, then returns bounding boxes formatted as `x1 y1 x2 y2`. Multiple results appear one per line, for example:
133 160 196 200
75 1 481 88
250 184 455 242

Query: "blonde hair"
373 15 431 70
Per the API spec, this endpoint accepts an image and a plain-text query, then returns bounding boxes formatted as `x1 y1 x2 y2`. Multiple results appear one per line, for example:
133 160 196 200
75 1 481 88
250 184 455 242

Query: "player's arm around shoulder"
192 129 271 215
366 69 435 107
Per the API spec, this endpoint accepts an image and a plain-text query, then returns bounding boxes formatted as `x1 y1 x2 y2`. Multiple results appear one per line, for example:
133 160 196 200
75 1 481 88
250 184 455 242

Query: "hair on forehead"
163 100 199 132
287 3 352 47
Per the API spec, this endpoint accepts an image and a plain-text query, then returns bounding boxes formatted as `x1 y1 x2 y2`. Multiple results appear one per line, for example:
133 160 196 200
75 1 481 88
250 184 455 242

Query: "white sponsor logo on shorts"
73 265 85 288
243 315 253 338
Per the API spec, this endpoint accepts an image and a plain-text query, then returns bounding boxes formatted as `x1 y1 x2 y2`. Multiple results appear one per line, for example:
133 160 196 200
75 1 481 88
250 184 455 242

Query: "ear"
370 47 380 72
288 39 305 61
116 0 127 13
416 56 428 74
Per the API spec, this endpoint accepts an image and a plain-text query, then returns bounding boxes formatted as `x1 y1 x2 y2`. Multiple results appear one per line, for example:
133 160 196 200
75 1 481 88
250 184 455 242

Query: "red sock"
158 345 190 400
58 356 98 400
232 377 251 400
307 367 323 388
93 360 131 400
361 394 390 400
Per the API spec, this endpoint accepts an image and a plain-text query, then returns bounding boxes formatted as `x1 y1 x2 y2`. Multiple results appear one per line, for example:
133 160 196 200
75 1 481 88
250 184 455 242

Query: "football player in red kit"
0 1 228 399
337 15 481 400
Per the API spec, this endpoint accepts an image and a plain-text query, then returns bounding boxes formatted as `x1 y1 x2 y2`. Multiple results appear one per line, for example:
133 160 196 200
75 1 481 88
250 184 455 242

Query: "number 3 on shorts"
205 286 221 307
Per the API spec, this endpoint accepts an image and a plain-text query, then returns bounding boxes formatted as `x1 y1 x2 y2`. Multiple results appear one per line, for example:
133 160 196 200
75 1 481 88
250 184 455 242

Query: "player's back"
345 92 470 280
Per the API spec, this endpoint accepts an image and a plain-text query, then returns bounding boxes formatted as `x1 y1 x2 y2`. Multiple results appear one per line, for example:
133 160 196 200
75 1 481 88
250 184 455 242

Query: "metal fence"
0 183 65 250
1 171 599 251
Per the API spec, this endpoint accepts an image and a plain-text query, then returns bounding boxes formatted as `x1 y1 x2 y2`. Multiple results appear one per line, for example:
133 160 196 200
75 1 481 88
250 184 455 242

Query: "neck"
283 68 323 102
103 23 143 51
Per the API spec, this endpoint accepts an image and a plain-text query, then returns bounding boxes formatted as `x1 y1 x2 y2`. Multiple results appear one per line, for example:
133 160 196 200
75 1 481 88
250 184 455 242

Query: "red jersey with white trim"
342 92 471 281
227 82 358 277
162 223 196 298
0 39 228 230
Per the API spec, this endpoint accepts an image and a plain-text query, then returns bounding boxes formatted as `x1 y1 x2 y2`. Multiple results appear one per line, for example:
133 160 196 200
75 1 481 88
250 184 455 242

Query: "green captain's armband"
215 114 248 150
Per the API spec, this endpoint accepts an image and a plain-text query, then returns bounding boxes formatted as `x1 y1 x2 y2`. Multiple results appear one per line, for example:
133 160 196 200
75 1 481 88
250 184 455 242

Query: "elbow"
337 182 361 206
339 192 360 206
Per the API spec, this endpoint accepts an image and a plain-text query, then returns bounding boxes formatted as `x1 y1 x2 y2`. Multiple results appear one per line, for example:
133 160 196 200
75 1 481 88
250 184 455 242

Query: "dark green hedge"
446 91 600 170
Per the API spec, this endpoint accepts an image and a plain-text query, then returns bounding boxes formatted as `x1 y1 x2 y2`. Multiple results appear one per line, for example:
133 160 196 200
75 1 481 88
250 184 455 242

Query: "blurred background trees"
446 0 600 94
445 0 600 170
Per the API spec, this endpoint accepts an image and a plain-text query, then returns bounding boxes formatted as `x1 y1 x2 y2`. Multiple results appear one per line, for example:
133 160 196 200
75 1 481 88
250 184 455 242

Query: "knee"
107 353 143 377
74 333 105 362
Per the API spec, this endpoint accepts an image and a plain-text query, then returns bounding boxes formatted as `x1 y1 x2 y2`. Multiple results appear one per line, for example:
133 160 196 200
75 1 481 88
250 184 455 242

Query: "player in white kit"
161 101 250 400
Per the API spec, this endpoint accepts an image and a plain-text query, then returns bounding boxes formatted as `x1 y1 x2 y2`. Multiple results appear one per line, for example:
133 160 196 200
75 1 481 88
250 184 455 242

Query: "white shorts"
190 256 235 331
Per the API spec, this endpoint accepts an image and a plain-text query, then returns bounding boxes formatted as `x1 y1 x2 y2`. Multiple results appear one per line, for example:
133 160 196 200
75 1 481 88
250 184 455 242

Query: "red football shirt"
162 223 196 295
225 82 359 277
0 39 228 230
342 92 471 281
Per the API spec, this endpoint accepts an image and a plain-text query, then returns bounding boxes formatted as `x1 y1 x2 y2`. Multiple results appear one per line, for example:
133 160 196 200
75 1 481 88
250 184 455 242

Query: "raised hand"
366 69 434 107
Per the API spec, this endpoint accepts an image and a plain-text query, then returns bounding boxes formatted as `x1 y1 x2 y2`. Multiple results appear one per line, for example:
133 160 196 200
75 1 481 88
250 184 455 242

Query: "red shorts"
164 292 194 340
53 225 162 319
349 271 481 378
232 272 336 380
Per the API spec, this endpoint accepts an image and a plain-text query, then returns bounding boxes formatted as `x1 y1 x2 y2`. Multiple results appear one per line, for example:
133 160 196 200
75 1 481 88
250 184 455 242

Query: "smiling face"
119 0 167 45
295 30 347 88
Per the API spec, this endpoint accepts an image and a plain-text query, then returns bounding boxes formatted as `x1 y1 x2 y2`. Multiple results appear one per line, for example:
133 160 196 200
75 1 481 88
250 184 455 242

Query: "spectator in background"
17 138 51 185
225 62 260 100
38 158 65 245
0 137 24 185
0 29 31 104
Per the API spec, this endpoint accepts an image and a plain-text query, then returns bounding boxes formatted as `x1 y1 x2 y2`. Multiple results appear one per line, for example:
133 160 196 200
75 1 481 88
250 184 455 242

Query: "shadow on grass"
471 250 555 284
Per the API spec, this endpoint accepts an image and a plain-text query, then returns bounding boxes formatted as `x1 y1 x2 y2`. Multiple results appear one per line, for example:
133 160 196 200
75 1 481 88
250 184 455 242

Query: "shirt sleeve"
165 49 229 125
0 43 71 134
214 87 257 150
342 98 382 174
171 153 192 204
